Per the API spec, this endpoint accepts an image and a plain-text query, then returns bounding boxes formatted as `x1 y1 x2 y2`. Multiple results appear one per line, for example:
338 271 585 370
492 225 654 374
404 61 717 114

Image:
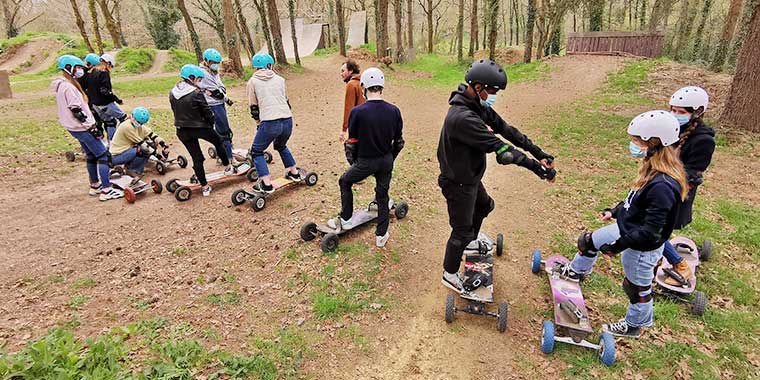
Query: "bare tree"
221 0 243 76
376 0 390 57
419 0 443 53
672 0 697 60
266 0 289 65
394 0 405 61
690 0 712 60
177 0 203 62
727 0 760 67
193 0 227 50
288 0 301 64
456 0 464 60
487 0 498 60
1 0 42 38
68 0 95 52
407 0 414 50
710 0 742 70
523 0 536 62
96 0 123 48
252 0 274 57
235 0 256 58
468 0 477 56
721 2 760 131
88 0 104 54
336 0 347 56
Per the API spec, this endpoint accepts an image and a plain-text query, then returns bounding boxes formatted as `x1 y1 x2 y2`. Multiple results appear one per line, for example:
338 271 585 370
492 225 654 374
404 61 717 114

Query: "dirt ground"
0 38 63 74
2 54 630 378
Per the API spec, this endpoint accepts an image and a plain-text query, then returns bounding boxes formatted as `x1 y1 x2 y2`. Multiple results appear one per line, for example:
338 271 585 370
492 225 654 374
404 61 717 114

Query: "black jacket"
169 81 215 130
673 120 715 228
347 100 403 159
609 174 683 252
84 69 119 106
437 84 548 184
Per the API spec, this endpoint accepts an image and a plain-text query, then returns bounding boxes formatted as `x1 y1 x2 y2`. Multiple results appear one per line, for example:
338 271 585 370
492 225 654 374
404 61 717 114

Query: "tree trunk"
336 0 347 55
508 0 514 45
407 0 414 50
394 0 405 61
727 0 759 68
266 0 288 65
287 0 301 65
710 0 742 70
88 0 104 54
69 0 95 52
1 0 17 38
487 0 498 60
690 0 713 60
235 0 256 58
524 0 536 62
376 0 389 57
425 0 433 53
589 0 603 30
177 0 203 62
608 0 613 28
253 0 274 59
638 0 647 29
468 0 477 56
96 0 122 48
456 0 464 60
221 0 243 76
721 2 760 131
482 0 488 48
113 1 127 46
514 0 519 44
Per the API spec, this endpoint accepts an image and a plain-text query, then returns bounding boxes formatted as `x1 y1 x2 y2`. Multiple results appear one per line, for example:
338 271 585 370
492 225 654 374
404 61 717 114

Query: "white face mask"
73 67 85 79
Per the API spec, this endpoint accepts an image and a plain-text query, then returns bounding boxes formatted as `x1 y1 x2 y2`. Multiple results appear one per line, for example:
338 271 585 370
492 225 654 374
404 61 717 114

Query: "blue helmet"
57 55 85 71
84 53 101 66
131 107 150 125
180 64 205 80
203 48 223 63
252 53 274 69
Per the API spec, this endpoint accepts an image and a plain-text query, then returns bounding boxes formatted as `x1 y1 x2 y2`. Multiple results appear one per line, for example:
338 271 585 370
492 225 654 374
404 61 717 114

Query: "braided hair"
677 106 703 148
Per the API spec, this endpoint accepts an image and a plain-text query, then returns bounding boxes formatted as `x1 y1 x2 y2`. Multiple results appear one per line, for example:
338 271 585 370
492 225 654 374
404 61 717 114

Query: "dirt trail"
0 38 62 74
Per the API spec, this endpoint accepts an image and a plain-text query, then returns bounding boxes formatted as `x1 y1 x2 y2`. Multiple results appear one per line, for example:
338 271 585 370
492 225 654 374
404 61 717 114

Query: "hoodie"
199 65 228 106
437 84 548 184
673 120 716 228
51 77 95 132
84 68 120 106
169 81 215 129
246 69 292 122
343 73 364 132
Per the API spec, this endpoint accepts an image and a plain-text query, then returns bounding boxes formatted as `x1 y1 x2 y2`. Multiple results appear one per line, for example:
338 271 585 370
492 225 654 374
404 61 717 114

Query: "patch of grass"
313 46 339 56
397 54 549 88
48 274 65 283
631 342 719 380
714 199 760 251
360 43 377 54
207 291 240 307
114 47 156 75
112 75 179 98
163 48 197 72
71 277 96 289
338 325 369 352
311 290 364 319
0 118 78 155
67 295 90 310
0 32 80 52
171 247 189 256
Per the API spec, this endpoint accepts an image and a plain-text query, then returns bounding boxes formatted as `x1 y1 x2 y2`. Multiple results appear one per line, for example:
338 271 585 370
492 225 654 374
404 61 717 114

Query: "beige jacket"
246 69 292 121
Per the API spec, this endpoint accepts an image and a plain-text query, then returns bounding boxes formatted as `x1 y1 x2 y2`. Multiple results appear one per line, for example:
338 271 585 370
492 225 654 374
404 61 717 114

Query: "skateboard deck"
545 256 592 333
461 251 494 303
315 208 378 235
655 236 700 293
175 163 251 189
111 175 148 191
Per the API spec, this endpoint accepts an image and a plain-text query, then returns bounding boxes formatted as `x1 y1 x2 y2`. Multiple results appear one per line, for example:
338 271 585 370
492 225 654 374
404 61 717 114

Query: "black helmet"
465 59 507 90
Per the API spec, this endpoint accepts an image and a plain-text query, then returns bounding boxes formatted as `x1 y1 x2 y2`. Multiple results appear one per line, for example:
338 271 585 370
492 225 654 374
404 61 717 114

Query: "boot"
665 260 693 286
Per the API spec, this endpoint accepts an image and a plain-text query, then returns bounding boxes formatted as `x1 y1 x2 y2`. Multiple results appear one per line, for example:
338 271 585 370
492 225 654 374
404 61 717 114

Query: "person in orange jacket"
339 59 365 143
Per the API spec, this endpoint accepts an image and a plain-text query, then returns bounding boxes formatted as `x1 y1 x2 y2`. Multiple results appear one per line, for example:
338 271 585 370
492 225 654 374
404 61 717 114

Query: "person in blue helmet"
198 48 237 162
79 52 105 138
52 55 122 201
170 64 236 197
245 53 302 193
110 107 169 177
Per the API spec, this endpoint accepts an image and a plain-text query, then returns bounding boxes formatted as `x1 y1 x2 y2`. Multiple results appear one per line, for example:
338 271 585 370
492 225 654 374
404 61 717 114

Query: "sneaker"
88 186 101 196
223 165 237 176
327 216 353 231
99 187 124 201
603 319 642 338
441 271 464 293
665 260 694 287
285 170 302 182
252 181 275 194
552 262 584 282
376 232 390 248
202 185 212 197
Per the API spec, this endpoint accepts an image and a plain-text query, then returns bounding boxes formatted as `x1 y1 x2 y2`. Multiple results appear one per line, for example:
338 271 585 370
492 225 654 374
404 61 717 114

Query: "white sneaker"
202 185 212 197
441 271 464 293
376 232 390 248
89 186 101 196
223 166 237 176
99 187 124 201
327 216 352 231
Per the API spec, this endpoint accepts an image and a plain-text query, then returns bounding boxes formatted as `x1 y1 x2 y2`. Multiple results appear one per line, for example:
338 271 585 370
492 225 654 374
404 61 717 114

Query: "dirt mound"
643 60 732 117
0 37 63 74
473 47 525 65
347 47 375 62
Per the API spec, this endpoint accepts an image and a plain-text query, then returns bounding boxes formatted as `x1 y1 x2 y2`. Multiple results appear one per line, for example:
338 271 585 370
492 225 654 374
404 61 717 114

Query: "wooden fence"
567 32 665 58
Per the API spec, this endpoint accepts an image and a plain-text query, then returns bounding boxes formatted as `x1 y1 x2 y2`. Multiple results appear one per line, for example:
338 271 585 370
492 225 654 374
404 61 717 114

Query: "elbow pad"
392 138 405 158
210 89 225 100
496 145 526 165
71 107 88 122
250 105 260 120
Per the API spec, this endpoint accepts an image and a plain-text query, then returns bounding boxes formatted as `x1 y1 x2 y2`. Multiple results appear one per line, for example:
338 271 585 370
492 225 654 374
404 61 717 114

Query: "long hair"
92 61 111 73
62 70 88 103
632 137 689 201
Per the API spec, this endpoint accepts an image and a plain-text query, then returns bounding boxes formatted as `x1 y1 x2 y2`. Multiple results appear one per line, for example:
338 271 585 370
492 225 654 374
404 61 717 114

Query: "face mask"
210 63 219 71
629 141 646 159
73 67 84 79
673 113 691 126
480 94 498 108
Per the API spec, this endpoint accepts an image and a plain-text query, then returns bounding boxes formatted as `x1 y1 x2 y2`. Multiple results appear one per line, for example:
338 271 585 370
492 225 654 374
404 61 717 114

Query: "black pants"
439 176 494 274
177 127 229 186
339 154 394 236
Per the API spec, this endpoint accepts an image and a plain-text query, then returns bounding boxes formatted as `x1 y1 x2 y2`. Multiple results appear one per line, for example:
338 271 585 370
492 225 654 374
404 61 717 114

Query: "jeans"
94 103 126 141
569 223 663 328
250 118 296 178
211 104 234 159
69 130 111 188
662 241 683 265
438 177 494 274
111 147 149 174
177 128 229 186
339 154 394 237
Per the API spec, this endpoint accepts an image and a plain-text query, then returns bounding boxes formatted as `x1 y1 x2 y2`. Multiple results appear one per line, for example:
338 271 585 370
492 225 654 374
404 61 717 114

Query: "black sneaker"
552 262 584 282
285 171 302 182
603 319 642 338
253 181 275 194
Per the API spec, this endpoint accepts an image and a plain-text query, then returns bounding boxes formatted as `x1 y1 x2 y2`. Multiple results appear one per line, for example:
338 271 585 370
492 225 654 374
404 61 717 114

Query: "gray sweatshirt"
199 65 227 106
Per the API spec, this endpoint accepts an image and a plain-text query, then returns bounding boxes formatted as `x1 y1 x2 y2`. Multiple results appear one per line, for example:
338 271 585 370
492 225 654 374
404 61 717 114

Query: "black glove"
530 148 554 163
250 105 260 121
210 89 225 100
599 240 625 256
392 138 405 159
115 98 123 105
497 146 556 181
344 139 358 165
71 107 88 123
88 126 104 139
225 98 234 106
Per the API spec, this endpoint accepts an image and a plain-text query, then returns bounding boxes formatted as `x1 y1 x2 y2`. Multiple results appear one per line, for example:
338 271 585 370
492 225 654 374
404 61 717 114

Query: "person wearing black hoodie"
85 54 126 141
438 59 556 293
660 86 716 286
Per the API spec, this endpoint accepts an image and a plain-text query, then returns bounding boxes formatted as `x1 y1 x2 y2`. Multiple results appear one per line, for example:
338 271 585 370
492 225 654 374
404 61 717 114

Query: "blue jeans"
94 103 126 141
569 223 663 328
111 147 149 174
69 130 111 188
211 104 234 159
662 241 683 265
250 118 296 177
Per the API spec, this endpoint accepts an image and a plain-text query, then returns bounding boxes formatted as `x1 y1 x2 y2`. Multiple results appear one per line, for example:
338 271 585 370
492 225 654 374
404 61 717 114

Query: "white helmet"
669 86 708 114
627 110 681 146
100 53 116 67
360 67 384 89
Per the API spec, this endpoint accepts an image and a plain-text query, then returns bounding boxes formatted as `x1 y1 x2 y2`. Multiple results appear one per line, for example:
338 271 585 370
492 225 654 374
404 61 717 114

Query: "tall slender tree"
96 0 122 48
252 0 274 57
114 1 127 46
690 0 713 60
710 0 742 70
589 0 604 30
266 0 288 65
419 0 442 54
336 0 347 56
673 0 696 59
235 0 256 58
456 0 464 60
407 0 414 49
468 0 478 56
721 1 760 131
727 0 759 68
376 0 390 57
193 0 226 50
287 0 301 65
394 0 405 61
487 0 498 60
68 0 95 52
221 0 243 76
177 0 203 62
88 0 104 54
524 0 536 62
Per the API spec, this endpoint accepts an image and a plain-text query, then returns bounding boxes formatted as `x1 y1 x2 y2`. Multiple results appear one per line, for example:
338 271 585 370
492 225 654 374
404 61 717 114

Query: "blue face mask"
673 114 690 126
210 63 220 72
629 141 646 159
480 94 498 108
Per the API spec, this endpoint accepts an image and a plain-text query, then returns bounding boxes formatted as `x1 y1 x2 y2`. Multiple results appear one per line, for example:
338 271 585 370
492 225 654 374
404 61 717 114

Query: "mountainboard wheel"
65 151 76 162
124 187 137 204
246 168 259 182
321 233 340 253
531 250 542 274
305 171 318 186
497 302 508 333
264 151 273 163
700 240 712 261
250 194 266 211
541 321 555 354
175 186 192 202
599 332 616 366
151 179 163 194
231 189 249 206
394 201 409 219
496 233 504 257
155 162 166 175
177 155 188 168
166 179 179 193
207 147 217 158
300 222 318 242
691 291 707 316
445 293 455 323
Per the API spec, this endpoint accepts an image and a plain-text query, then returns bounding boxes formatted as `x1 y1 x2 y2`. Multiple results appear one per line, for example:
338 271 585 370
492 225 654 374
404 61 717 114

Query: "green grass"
67 295 90 309
163 48 197 72
313 46 339 56
0 32 80 53
71 278 96 289
114 48 156 75
397 54 549 88
0 118 78 155
206 291 241 307
113 75 179 97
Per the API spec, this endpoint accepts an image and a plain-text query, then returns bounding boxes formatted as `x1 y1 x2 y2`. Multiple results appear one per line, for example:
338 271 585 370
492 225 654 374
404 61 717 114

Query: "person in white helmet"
659 86 716 286
328 67 404 248
555 111 689 338
85 53 126 141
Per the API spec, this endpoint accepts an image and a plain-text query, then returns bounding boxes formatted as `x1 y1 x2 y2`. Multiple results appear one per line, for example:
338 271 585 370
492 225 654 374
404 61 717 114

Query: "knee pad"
273 142 287 152
117 114 127 123
577 232 599 258
86 157 97 165
104 119 117 129
622 278 652 304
